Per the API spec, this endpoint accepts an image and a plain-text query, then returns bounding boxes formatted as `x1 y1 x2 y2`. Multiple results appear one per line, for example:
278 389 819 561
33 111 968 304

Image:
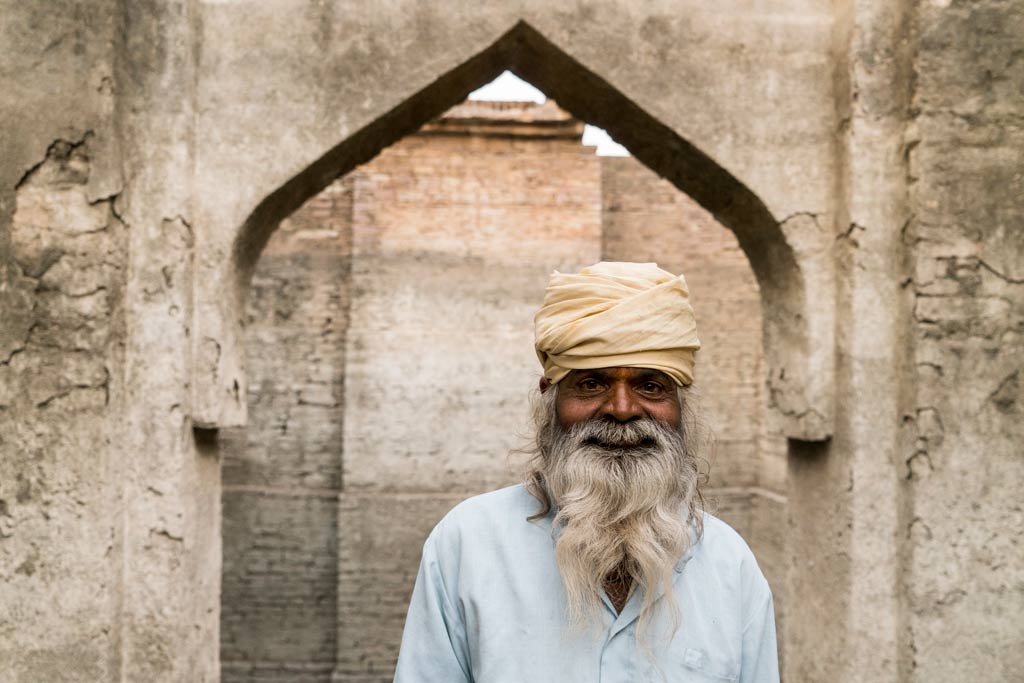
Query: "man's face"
530 366 698 637
542 367 682 432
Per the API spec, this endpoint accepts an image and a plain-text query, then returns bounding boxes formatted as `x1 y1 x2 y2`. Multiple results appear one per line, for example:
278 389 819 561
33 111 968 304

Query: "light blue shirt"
395 484 779 683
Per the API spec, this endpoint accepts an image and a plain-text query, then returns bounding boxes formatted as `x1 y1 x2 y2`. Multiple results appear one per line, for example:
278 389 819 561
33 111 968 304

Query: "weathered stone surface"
0 137 126 683
906 2 1024 680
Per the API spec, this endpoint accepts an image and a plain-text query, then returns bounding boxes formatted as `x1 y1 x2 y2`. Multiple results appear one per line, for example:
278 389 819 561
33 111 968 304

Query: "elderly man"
394 262 779 682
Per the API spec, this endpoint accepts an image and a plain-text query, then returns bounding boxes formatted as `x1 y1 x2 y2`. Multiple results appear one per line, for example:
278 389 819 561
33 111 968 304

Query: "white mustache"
561 417 673 451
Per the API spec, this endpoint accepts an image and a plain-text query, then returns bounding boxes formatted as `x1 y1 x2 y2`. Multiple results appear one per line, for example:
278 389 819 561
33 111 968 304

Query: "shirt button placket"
599 627 634 683
598 629 612 683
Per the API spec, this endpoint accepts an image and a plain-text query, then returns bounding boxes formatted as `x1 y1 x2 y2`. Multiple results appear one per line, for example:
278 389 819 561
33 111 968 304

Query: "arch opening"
233 21 797 298
225 20 826 442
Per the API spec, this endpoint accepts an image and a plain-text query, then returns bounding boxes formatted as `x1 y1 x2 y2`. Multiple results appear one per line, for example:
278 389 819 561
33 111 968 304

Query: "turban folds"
534 262 701 386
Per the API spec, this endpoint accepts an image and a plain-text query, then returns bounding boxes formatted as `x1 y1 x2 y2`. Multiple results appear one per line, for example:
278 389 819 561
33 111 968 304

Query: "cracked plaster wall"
0 3 128 680
2 2 220 682
904 1 1024 679
0 136 127 682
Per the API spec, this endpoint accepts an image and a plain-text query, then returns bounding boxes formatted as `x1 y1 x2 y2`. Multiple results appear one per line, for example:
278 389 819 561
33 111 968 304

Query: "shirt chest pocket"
678 646 739 682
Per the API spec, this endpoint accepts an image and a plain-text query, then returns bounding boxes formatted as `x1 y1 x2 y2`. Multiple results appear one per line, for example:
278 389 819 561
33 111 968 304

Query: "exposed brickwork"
221 492 339 671
221 177 353 491
220 178 354 681
342 112 603 495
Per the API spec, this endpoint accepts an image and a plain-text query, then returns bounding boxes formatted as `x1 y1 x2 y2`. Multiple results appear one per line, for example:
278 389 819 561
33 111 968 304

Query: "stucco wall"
0 4 124 679
905 1 1024 679
0 135 127 682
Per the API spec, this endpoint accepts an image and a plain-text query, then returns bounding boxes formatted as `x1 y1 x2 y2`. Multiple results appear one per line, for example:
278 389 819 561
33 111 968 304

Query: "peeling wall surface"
0 136 127 682
905 2 1024 680
1 1 1021 681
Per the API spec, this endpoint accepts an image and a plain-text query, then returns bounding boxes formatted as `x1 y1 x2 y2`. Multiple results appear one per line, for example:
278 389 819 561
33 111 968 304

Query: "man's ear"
539 377 551 393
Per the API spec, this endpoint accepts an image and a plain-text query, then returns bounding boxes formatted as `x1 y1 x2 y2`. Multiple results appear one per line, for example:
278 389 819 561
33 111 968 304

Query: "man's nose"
600 383 643 422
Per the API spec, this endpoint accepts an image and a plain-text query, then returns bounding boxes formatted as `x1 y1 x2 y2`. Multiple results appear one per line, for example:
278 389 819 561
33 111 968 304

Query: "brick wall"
220 179 353 683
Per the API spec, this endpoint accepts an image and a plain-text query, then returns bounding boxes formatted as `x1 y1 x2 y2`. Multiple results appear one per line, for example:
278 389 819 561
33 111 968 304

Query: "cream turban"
534 262 701 386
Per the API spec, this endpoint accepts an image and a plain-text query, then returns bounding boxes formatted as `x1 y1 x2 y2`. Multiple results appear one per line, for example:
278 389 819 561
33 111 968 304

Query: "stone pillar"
114 1 222 681
784 1 916 680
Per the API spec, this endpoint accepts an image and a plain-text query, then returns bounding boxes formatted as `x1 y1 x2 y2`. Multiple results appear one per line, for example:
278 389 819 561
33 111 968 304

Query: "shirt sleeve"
394 528 472 683
739 585 780 683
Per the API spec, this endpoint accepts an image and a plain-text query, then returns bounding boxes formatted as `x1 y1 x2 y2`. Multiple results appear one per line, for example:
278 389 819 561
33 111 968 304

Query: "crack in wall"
13 132 96 191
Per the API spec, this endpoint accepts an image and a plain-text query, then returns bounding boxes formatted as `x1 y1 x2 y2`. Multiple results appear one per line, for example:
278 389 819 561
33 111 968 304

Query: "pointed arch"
233 21 791 296
211 20 832 441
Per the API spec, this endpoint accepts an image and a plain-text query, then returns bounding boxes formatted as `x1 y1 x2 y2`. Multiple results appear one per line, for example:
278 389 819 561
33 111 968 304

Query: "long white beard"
526 391 703 645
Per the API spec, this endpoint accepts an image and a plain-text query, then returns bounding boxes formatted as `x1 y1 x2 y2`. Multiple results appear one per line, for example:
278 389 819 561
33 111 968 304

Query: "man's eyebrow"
633 369 672 382
570 368 672 383
571 369 612 381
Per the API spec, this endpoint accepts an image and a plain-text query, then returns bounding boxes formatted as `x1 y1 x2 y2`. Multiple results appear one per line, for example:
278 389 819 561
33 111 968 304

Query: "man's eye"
579 379 602 391
640 382 665 394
